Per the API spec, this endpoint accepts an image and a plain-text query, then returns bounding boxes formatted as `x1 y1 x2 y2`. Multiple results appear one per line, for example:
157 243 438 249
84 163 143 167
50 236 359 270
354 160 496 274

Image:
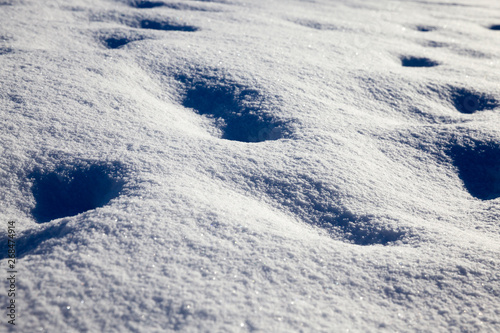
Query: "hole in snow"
180 78 287 142
163 2 222 11
131 1 219 11
489 25 500 31
414 25 436 32
400 56 439 68
191 0 231 3
449 142 500 200
139 19 199 32
450 87 498 114
103 37 136 49
30 162 125 223
99 31 146 49
130 1 165 8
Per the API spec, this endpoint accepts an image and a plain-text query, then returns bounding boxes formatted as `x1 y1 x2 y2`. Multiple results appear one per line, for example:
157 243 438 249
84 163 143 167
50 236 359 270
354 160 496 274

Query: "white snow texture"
1 0 499 332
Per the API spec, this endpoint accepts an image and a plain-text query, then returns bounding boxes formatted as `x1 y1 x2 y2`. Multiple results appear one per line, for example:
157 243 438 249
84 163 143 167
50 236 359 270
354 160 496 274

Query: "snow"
1 0 499 331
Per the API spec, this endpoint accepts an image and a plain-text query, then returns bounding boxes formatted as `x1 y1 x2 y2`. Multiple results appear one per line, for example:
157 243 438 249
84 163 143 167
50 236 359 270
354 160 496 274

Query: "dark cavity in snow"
30 162 125 223
104 37 134 49
415 25 436 32
489 25 500 31
449 142 500 200
99 31 145 49
450 88 498 114
191 0 231 3
180 78 286 142
139 20 199 32
129 0 227 9
162 2 221 11
130 1 165 8
401 56 439 67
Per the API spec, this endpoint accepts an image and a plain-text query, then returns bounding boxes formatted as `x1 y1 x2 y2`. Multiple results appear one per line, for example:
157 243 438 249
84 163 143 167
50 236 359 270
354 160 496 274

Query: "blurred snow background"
0 0 499 331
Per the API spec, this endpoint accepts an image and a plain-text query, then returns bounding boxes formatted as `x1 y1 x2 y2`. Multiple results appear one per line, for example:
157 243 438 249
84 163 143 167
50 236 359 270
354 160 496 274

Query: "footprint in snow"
178 74 288 143
400 55 439 67
129 0 220 11
414 25 437 32
129 0 165 8
449 87 498 114
449 142 500 200
29 161 126 223
138 19 199 32
255 175 410 246
99 31 146 49
104 37 136 49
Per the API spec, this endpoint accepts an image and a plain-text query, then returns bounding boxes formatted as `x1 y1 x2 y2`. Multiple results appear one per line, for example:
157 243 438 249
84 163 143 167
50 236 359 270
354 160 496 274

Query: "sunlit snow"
1 0 499 331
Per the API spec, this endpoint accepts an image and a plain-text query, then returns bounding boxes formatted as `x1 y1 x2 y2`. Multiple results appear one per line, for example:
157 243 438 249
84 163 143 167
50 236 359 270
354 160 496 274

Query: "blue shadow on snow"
139 20 199 32
450 88 498 114
449 142 500 200
0 222 70 260
130 1 165 8
182 82 285 142
30 162 125 223
400 56 439 67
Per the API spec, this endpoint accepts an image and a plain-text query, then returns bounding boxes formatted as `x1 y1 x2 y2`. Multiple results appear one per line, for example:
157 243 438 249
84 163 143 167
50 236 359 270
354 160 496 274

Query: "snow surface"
1 0 499 331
